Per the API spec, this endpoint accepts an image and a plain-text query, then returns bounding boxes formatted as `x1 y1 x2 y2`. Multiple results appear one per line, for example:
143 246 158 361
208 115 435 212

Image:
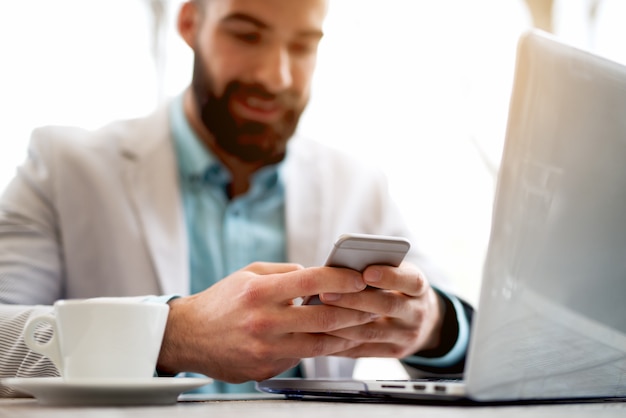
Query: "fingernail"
365 268 382 283
354 273 366 290
321 293 341 302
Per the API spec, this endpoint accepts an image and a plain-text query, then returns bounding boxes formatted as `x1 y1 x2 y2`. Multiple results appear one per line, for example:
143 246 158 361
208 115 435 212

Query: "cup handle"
23 314 63 374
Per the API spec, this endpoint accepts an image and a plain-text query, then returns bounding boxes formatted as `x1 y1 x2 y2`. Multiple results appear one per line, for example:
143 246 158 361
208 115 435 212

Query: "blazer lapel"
283 137 329 267
119 104 189 296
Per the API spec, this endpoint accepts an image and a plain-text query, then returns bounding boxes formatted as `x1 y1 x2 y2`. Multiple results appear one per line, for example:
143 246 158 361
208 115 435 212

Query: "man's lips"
231 95 285 123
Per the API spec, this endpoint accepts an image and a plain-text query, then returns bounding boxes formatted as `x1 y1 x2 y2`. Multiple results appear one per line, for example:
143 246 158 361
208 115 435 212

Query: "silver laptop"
257 29 626 403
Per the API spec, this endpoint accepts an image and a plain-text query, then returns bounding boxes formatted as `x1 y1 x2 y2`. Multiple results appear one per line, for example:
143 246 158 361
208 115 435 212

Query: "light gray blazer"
0 103 451 391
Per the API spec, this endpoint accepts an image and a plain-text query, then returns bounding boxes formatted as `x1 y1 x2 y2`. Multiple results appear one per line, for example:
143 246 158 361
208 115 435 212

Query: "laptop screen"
465 30 626 401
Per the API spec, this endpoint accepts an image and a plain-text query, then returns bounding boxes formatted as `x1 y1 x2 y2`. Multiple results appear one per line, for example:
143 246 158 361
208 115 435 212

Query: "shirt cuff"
144 295 181 377
402 290 470 369
142 294 181 304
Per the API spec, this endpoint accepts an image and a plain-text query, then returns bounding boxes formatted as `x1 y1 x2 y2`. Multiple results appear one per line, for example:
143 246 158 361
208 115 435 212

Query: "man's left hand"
318 262 445 358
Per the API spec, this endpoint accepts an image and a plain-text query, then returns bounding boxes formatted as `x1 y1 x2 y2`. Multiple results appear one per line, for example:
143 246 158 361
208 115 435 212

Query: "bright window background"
1 0 624 310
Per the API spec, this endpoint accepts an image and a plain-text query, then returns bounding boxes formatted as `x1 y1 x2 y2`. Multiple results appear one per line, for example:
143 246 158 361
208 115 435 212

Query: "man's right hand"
155 262 378 382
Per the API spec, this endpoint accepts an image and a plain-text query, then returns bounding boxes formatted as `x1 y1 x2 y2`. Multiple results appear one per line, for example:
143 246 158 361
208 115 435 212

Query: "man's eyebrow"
298 29 324 41
220 13 324 39
221 13 269 29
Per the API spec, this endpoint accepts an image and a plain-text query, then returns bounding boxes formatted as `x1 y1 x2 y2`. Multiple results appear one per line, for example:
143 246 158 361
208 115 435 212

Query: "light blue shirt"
169 94 296 393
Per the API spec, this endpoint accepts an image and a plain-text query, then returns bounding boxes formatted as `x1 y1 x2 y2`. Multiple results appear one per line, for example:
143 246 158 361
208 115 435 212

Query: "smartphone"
302 233 411 305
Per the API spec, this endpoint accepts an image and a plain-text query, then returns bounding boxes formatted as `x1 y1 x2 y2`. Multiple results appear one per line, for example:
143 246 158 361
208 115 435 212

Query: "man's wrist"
402 289 471 370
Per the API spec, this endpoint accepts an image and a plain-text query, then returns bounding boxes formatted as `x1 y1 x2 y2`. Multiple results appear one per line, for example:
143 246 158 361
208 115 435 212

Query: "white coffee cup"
23 298 169 380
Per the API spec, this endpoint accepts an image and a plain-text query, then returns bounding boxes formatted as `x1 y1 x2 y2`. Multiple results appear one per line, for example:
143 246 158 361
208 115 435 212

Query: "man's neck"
183 90 264 198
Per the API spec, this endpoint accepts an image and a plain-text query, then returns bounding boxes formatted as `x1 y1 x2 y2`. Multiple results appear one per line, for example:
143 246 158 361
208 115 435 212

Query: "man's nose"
253 45 293 94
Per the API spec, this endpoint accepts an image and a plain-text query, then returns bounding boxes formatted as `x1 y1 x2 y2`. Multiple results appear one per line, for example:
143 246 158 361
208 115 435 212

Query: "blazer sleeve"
0 130 68 396
0 128 66 305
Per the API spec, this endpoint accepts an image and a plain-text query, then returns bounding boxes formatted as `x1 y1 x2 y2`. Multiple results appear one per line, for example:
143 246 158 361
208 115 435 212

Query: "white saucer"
1 377 213 406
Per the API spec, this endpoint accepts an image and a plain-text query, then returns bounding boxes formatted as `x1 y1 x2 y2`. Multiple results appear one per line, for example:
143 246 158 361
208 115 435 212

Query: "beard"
190 55 306 165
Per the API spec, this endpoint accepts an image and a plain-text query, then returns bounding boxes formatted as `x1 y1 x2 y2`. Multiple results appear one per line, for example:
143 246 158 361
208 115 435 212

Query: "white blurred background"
1 0 624 308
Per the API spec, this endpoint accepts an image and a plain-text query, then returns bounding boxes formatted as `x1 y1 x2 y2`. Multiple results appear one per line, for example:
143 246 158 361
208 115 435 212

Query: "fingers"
244 303 379 338
325 318 427 359
214 333 363 382
316 262 431 317
243 261 305 275
329 342 415 359
320 286 414 319
277 333 363 359
244 262 428 303
362 262 429 297
325 318 418 348
292 305 380 333
321 287 445 356
248 265 367 303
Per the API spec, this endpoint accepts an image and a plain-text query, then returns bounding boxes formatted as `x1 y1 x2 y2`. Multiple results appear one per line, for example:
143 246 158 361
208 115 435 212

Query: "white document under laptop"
256 29 626 403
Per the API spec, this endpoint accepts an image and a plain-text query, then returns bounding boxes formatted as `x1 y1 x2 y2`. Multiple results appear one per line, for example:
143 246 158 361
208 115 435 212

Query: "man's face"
189 0 327 164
